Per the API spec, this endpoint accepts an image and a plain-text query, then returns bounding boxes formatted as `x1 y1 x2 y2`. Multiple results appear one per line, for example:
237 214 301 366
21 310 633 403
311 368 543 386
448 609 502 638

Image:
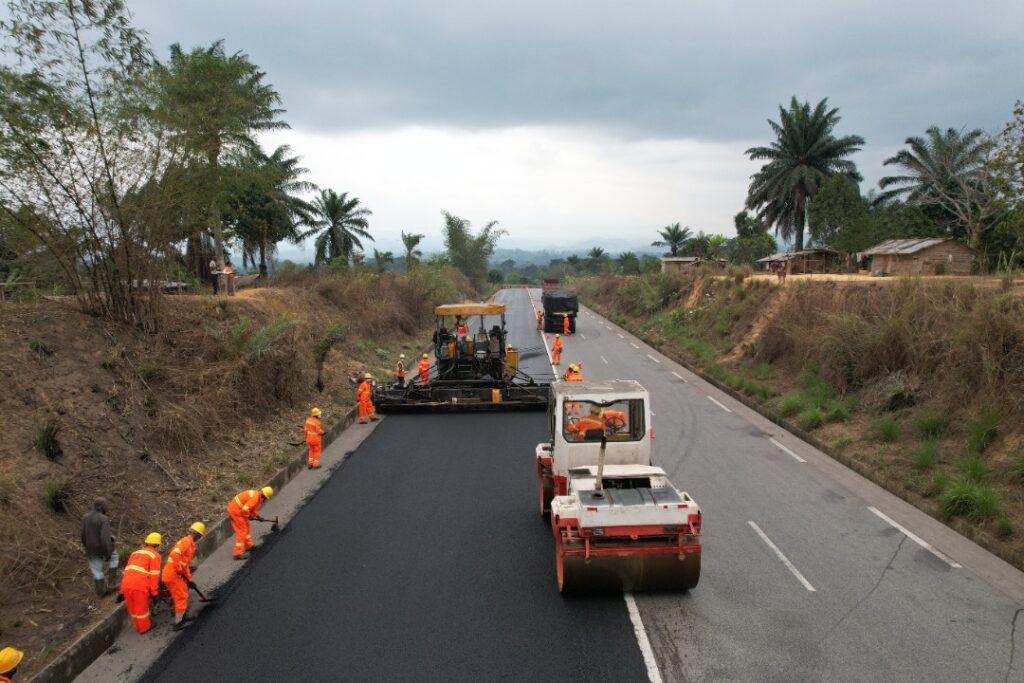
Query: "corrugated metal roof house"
755 248 841 274
859 238 974 275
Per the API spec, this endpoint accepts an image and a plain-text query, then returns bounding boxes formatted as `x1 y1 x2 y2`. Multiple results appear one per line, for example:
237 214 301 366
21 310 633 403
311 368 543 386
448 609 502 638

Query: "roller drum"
556 545 700 594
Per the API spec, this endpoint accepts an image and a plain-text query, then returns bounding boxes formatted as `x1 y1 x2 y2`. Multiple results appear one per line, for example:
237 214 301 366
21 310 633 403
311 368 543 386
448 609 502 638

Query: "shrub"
139 362 166 383
824 401 851 423
314 323 349 391
800 371 834 409
33 420 62 460
872 416 899 443
99 349 120 370
832 436 852 450
207 315 294 364
966 412 999 455
28 338 54 355
752 362 773 380
912 441 938 471
926 470 950 497
996 516 1013 538
779 393 804 417
43 477 72 513
939 477 1000 520
797 407 824 431
915 411 946 439
958 454 987 483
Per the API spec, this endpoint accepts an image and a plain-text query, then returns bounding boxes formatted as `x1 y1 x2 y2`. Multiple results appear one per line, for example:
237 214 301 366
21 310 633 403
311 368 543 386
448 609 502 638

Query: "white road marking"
868 506 962 568
580 334 587 340
624 593 665 683
630 342 640 349
671 371 687 382
600 356 609 364
646 354 661 364
707 396 732 413
768 437 806 463
651 411 656 417
748 521 816 592
605 324 612 329
618 333 625 339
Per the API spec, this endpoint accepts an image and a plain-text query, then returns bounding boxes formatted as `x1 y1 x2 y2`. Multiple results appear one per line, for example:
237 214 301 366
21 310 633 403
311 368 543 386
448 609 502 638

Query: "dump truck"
541 287 578 333
536 380 702 592
373 303 549 412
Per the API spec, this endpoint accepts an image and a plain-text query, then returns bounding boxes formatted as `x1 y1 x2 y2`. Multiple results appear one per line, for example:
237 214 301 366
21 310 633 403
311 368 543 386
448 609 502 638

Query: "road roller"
537 380 702 593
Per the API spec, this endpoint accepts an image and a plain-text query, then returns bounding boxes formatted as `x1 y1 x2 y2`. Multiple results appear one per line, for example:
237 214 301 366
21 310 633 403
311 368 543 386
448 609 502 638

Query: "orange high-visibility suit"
567 414 606 439
121 546 162 633
226 490 264 558
603 409 628 431
161 535 196 618
551 338 563 365
357 379 377 424
564 368 583 382
563 314 570 335
536 310 543 330
418 358 431 386
304 415 324 467
394 359 406 387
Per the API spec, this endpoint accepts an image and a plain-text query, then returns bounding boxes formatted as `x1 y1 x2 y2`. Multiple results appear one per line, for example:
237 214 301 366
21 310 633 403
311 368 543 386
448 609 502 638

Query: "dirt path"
719 281 788 363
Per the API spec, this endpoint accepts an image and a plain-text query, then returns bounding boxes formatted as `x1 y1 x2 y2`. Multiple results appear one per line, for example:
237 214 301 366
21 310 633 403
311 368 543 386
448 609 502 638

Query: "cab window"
562 399 645 442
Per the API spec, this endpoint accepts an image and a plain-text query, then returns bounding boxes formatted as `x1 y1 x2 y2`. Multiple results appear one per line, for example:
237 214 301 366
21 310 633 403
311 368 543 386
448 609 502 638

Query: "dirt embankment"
0 267 467 677
579 271 1024 570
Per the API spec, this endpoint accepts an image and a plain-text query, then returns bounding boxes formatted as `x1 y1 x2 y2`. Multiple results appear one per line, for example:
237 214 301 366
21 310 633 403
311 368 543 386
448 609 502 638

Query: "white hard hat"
400 353 406 358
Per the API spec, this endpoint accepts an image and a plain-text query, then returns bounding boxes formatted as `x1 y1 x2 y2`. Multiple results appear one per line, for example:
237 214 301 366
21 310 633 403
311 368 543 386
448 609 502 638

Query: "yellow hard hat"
261 486 274 499
555 333 560 338
0 647 24 675
422 353 429 359
145 532 162 545
363 372 372 379
190 522 206 536
590 404 603 414
310 407 321 417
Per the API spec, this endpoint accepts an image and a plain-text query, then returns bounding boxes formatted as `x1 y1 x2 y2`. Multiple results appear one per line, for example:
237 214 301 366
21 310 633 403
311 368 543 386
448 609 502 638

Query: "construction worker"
161 522 205 628
226 487 273 560
394 353 407 388
357 373 377 424
536 309 543 330
456 317 469 336
603 408 629 432
564 363 583 382
418 353 431 386
305 407 325 469
0 647 23 682
563 313 571 335
551 334 563 365
567 404 606 440
120 533 163 634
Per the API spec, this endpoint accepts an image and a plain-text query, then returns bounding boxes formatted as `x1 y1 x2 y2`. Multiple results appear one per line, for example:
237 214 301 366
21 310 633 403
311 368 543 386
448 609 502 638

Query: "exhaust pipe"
596 436 607 491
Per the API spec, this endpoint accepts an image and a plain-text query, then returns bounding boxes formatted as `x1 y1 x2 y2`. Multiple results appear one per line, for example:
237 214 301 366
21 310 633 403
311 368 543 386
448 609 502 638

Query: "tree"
401 231 424 269
309 190 373 266
151 41 285 280
372 249 394 274
745 97 865 251
441 211 506 288
992 101 1024 261
880 126 999 249
616 251 641 275
808 175 869 250
652 222 692 256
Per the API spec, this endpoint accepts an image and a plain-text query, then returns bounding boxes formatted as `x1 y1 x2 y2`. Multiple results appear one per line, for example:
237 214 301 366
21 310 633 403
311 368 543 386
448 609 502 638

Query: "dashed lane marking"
868 507 962 568
671 371 686 382
580 334 587 340
630 342 640 349
707 396 732 413
646 354 661 363
601 356 609 364
748 521 816 592
768 437 806 463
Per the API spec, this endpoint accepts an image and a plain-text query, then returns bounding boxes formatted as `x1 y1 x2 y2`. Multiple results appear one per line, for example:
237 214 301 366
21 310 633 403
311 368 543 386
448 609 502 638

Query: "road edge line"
624 592 665 683
769 437 806 463
868 506 962 568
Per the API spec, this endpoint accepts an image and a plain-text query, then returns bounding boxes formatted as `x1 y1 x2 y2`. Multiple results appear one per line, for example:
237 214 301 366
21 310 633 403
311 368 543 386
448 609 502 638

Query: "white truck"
536 380 702 593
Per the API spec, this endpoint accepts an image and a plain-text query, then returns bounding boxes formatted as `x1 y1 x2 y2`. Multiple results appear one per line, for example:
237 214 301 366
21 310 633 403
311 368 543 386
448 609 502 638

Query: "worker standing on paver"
305 408 325 468
394 353 407 388
418 353 431 386
551 334 563 365
161 522 205 628
120 533 163 633
563 313 570 335
227 487 274 560
81 497 117 597
357 372 377 424
0 647 23 682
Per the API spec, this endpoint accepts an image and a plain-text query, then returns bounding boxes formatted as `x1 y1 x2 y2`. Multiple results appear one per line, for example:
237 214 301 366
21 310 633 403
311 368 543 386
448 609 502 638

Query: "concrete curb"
584 303 1024 573
29 405 360 683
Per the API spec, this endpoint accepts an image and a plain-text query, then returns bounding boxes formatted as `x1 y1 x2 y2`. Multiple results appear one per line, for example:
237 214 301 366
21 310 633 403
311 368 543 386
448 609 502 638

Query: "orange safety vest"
122 546 162 594
564 369 583 382
568 415 605 435
552 338 563 352
395 360 406 378
162 535 196 582
357 379 372 403
418 359 430 375
304 416 324 444
228 490 263 519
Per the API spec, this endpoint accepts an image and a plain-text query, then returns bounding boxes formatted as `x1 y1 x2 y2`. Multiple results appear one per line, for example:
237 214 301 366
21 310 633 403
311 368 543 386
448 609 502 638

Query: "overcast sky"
133 0 1024 256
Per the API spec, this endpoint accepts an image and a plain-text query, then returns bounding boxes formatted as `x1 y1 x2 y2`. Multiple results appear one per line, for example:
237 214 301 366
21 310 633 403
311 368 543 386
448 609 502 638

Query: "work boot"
94 578 108 597
369 416 377 422
311 463 321 470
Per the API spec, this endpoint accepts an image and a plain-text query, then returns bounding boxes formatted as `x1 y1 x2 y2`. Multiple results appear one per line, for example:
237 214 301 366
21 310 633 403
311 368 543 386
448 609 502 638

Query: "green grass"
926 470 950 498
139 363 166 383
938 477 1000 520
99 349 120 370
996 516 1013 538
28 338 54 355
799 370 835 409
824 400 851 423
958 454 987 483
832 436 852 450
42 477 71 513
779 393 804 418
912 441 938 471
1012 453 1024 485
33 420 62 460
871 416 899 443
752 362 773 381
915 410 947 439
797 407 824 431
966 412 999 455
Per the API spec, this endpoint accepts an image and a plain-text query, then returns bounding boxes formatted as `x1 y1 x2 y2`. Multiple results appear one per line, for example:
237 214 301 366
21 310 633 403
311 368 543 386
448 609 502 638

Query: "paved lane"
536 292 1024 683
138 291 647 683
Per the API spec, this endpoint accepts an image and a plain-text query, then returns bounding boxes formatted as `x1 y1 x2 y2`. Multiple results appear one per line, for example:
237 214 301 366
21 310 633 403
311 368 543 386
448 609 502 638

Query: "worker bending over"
418 353 431 385
162 522 205 628
563 313 571 335
305 407 325 468
394 353 406 387
0 647 24 682
357 372 377 424
563 363 583 382
567 405 607 440
227 487 273 560
120 533 163 633
551 334 563 365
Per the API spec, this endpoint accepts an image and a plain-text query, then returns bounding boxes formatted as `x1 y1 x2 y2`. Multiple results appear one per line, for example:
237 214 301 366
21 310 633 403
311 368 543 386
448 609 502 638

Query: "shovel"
186 579 214 603
255 515 280 532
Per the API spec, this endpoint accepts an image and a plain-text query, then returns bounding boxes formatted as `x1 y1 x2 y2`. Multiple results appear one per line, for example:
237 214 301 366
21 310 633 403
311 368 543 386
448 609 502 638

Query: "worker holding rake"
227 487 274 560
120 532 163 633
161 522 206 628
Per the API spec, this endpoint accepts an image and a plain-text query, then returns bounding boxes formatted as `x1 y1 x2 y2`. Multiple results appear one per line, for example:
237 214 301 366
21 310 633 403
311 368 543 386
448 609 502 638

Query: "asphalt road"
136 290 646 683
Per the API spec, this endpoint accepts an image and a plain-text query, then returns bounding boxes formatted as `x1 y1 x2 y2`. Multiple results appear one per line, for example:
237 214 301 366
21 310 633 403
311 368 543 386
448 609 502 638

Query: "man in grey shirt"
81 497 117 596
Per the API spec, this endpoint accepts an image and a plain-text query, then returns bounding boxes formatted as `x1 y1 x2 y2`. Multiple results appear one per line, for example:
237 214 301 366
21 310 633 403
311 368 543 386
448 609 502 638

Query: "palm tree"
565 254 582 268
588 247 606 260
652 222 692 256
401 231 424 269
616 251 640 275
309 190 373 266
878 127 997 247
745 97 864 251
372 249 394 274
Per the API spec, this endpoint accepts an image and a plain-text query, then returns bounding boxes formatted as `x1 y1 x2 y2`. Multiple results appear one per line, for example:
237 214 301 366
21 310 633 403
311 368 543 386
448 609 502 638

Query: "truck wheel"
539 474 553 518
569 317 576 334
